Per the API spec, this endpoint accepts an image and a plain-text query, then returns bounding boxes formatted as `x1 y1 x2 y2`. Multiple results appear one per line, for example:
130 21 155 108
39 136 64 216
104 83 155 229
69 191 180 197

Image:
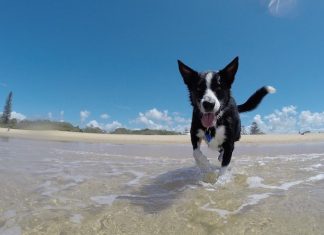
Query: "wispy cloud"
299 110 324 132
86 120 101 129
133 108 191 132
105 121 122 132
86 119 123 132
143 108 172 123
100 113 110 120
80 110 90 123
60 110 64 122
267 0 298 17
11 111 26 121
135 113 164 130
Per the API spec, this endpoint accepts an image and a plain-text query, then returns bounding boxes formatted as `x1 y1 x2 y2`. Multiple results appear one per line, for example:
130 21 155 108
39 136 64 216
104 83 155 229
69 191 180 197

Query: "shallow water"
0 138 324 235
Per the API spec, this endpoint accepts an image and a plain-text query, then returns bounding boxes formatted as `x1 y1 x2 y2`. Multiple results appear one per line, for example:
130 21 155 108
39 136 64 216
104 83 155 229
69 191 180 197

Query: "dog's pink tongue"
201 113 216 128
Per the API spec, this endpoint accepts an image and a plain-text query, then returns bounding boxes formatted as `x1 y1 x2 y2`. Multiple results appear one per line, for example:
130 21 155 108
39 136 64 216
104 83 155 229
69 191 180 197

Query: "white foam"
126 171 146 186
245 193 271 206
258 161 266 166
247 176 303 190
307 174 324 182
201 193 271 218
199 181 215 188
198 168 233 189
53 148 156 161
311 163 322 168
246 176 264 188
278 181 304 190
263 153 324 162
91 195 118 206
70 214 83 224
36 178 85 197
201 203 231 218
215 172 233 186
63 174 88 183
35 167 63 174
301 163 323 172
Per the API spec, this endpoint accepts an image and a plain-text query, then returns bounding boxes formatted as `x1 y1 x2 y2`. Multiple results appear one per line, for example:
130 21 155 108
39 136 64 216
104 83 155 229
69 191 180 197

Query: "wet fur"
178 57 275 176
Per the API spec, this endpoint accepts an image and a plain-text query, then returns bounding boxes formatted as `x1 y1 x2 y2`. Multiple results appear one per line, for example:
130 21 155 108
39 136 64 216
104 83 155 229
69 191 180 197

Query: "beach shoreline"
1 128 324 145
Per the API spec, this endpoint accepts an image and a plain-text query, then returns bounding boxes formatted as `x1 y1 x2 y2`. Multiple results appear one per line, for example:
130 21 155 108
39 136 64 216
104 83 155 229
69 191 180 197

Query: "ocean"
0 137 323 234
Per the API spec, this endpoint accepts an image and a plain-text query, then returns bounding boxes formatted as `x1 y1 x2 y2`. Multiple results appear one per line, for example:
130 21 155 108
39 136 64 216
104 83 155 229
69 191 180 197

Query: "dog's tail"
237 86 276 113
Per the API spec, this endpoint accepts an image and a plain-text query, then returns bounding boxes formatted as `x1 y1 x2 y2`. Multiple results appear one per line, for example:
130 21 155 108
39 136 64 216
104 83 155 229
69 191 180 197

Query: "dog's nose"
202 101 215 112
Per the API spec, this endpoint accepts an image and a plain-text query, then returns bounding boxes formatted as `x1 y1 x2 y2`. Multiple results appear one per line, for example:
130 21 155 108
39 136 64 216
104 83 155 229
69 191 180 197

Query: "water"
0 137 324 234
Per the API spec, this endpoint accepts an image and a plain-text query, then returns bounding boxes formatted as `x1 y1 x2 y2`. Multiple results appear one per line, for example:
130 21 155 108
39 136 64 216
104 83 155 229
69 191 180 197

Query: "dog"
178 57 275 183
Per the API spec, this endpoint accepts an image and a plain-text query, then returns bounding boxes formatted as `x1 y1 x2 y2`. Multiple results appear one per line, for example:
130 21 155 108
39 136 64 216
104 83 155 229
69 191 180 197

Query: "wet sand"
0 134 324 234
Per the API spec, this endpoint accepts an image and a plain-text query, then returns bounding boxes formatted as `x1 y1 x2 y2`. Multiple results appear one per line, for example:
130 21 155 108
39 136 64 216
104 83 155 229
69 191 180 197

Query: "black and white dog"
178 57 275 182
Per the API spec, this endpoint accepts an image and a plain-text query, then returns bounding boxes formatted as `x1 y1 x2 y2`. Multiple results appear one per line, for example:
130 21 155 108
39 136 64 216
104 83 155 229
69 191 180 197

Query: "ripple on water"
90 195 118 206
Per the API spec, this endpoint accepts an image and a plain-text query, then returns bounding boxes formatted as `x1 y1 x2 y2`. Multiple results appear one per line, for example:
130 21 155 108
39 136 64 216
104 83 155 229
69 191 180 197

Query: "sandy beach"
1 127 324 145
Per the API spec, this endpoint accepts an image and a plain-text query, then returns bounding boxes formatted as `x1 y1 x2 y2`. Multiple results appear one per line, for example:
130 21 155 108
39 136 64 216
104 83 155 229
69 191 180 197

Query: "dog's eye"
211 84 220 91
197 87 205 93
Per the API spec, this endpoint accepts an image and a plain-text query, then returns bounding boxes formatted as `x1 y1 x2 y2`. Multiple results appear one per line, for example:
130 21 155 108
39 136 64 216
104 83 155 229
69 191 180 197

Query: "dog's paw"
218 166 227 177
202 171 218 184
193 149 213 172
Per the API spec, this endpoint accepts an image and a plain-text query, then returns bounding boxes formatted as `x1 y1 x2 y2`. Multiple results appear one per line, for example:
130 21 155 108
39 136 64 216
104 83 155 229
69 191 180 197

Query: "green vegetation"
0 90 194 136
0 119 181 135
241 125 248 135
1 119 108 133
1 91 13 126
8 120 82 132
82 126 106 133
250 121 264 135
110 128 181 135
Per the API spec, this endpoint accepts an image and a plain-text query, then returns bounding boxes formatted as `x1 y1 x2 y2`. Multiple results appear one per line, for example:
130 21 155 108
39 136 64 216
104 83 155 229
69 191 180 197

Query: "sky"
0 0 324 133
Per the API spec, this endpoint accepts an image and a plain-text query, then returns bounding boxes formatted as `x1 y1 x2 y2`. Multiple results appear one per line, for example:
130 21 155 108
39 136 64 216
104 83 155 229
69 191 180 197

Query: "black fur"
237 86 273 113
178 57 274 172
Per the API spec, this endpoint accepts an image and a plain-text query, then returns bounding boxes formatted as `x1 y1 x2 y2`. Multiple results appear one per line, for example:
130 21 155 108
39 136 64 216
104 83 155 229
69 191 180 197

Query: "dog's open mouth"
201 113 216 128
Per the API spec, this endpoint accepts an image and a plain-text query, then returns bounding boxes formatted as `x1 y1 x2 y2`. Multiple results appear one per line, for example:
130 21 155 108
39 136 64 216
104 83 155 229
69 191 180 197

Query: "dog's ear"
219 57 239 88
178 60 198 88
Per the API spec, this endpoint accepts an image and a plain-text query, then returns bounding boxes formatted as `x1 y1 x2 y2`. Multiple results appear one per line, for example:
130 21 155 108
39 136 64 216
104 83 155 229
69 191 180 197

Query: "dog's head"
178 57 239 128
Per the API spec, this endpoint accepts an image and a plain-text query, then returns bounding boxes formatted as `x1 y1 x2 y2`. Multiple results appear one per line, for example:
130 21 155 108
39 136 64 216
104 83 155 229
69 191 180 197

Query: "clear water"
0 137 323 235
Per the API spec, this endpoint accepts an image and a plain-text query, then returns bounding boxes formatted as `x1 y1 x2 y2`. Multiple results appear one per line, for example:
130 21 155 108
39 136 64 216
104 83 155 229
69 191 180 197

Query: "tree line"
1 91 12 126
0 91 264 135
0 92 181 134
241 121 264 135
0 91 101 132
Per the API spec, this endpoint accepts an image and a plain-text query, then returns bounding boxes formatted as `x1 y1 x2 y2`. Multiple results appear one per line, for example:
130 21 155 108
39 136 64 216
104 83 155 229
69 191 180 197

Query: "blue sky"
1 0 324 132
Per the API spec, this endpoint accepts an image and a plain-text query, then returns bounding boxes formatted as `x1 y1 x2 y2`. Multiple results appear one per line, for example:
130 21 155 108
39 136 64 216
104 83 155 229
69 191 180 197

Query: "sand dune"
1 128 324 145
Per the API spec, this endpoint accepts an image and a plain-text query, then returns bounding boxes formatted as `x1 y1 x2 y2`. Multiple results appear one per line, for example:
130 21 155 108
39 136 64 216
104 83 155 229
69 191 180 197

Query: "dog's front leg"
193 148 214 173
191 132 213 173
219 141 234 176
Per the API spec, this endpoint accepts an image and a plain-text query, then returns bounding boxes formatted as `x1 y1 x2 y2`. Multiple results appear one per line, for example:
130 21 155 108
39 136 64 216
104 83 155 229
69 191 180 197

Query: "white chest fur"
209 125 226 149
197 125 226 150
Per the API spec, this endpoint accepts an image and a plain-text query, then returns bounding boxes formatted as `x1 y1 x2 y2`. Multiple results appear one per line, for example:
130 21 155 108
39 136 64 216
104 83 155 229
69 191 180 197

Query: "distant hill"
110 128 181 135
82 126 106 133
1 119 181 135
5 119 82 132
2 119 106 133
